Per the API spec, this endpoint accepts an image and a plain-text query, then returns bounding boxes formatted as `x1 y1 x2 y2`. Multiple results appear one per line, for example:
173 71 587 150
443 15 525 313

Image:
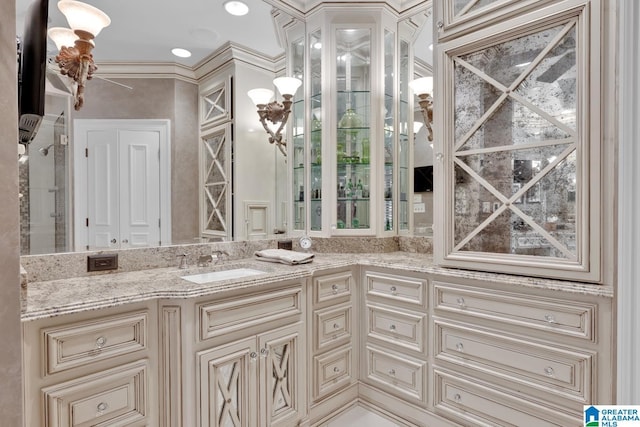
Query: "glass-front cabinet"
434 1 602 281
283 6 419 237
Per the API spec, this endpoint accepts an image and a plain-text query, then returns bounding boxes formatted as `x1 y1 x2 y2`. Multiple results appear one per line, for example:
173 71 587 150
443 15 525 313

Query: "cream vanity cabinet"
360 268 429 408
22 302 158 427
306 267 358 423
430 275 613 426
433 0 608 282
160 278 307 427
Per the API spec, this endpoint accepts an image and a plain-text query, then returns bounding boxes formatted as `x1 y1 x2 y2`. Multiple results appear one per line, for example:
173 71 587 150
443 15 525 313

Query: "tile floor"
326 405 402 426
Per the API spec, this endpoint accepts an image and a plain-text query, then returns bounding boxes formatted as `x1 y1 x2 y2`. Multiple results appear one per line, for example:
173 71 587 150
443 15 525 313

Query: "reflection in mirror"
18 2 434 255
411 7 434 236
452 21 578 258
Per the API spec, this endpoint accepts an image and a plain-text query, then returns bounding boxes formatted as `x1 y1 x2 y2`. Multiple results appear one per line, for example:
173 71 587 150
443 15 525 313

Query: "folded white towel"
254 249 314 265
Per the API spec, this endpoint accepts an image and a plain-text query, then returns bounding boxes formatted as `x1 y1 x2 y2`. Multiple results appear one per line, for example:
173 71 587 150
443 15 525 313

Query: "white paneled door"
75 120 171 250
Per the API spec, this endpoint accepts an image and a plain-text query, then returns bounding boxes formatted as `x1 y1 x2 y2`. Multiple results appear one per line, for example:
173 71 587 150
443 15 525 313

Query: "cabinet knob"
97 402 108 412
453 393 462 402
388 368 396 376
331 284 339 294
437 20 444 30
455 342 464 352
544 314 556 324
260 348 269 357
456 297 465 308
389 324 396 332
390 286 397 295
544 366 555 377
333 366 340 373
333 323 340 330
95 336 107 349
122 239 128 244
110 238 117 244
250 352 257 360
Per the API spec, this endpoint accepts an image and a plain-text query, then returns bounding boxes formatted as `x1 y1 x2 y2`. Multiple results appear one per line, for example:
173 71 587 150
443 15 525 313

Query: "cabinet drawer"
198 286 302 341
366 303 426 353
314 303 352 351
435 319 593 404
434 368 578 427
313 345 352 401
43 311 148 375
42 360 149 427
433 281 595 340
364 344 426 406
313 271 353 305
364 271 426 307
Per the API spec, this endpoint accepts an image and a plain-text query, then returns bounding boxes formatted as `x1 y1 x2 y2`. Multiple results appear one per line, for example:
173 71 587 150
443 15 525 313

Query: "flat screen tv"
414 165 433 193
18 0 48 144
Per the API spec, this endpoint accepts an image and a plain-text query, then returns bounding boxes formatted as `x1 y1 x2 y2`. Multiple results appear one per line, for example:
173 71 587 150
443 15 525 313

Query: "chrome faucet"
211 250 228 263
177 253 188 269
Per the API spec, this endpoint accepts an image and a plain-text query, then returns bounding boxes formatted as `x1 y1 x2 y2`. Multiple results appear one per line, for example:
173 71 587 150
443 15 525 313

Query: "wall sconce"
409 76 433 142
47 0 111 110
248 77 302 156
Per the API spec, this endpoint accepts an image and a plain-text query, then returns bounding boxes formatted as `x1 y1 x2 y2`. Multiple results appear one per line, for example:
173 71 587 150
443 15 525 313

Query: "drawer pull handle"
389 324 396 331
453 393 462 402
456 297 465 307
544 366 555 377
333 366 340 373
333 323 340 329
455 342 464 352
260 348 269 357
95 336 107 349
97 402 108 412
544 314 556 324
332 284 339 294
390 286 397 295
388 369 396 376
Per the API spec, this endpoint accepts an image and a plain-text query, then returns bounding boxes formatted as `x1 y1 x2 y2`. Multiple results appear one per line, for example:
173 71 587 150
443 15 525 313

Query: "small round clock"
299 236 313 250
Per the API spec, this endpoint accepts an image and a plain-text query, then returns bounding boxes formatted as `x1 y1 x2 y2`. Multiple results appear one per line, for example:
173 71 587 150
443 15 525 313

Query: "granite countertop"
21 252 614 321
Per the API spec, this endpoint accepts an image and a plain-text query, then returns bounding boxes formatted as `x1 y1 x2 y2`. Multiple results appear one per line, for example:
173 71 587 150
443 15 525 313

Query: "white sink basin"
181 268 265 284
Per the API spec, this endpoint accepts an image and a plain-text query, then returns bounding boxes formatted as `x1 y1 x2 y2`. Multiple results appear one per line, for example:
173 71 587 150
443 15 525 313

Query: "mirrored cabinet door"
435 2 602 282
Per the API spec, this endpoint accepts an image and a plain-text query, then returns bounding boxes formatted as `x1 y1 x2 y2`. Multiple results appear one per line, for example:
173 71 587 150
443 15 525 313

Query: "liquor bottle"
356 179 363 198
346 179 354 197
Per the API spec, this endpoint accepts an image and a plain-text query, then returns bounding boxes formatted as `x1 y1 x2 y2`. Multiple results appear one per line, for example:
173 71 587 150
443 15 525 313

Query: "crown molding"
414 57 433 77
94 62 197 83
92 41 286 85
194 41 285 81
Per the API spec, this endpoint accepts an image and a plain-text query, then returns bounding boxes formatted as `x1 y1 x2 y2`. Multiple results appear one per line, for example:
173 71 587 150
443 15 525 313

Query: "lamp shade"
47 27 78 50
58 0 111 37
409 76 434 96
248 88 274 106
273 77 302 97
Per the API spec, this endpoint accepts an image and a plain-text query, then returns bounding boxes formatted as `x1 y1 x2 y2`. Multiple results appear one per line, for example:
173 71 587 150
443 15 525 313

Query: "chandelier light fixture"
248 77 302 156
47 0 111 110
409 76 434 142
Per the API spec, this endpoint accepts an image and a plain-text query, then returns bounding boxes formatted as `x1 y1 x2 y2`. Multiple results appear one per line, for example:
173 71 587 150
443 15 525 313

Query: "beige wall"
0 0 23 423
74 77 200 244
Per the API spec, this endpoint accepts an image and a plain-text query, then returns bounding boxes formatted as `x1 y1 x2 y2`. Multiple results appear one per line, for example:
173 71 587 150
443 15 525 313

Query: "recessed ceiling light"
224 1 249 16
171 48 192 58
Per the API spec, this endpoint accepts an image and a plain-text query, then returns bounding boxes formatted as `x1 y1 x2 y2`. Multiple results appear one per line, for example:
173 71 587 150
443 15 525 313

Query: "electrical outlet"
413 203 426 213
87 254 118 272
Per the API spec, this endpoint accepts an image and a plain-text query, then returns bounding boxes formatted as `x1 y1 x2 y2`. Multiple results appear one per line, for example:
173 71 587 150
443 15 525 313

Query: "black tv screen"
18 0 48 143
414 165 433 192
